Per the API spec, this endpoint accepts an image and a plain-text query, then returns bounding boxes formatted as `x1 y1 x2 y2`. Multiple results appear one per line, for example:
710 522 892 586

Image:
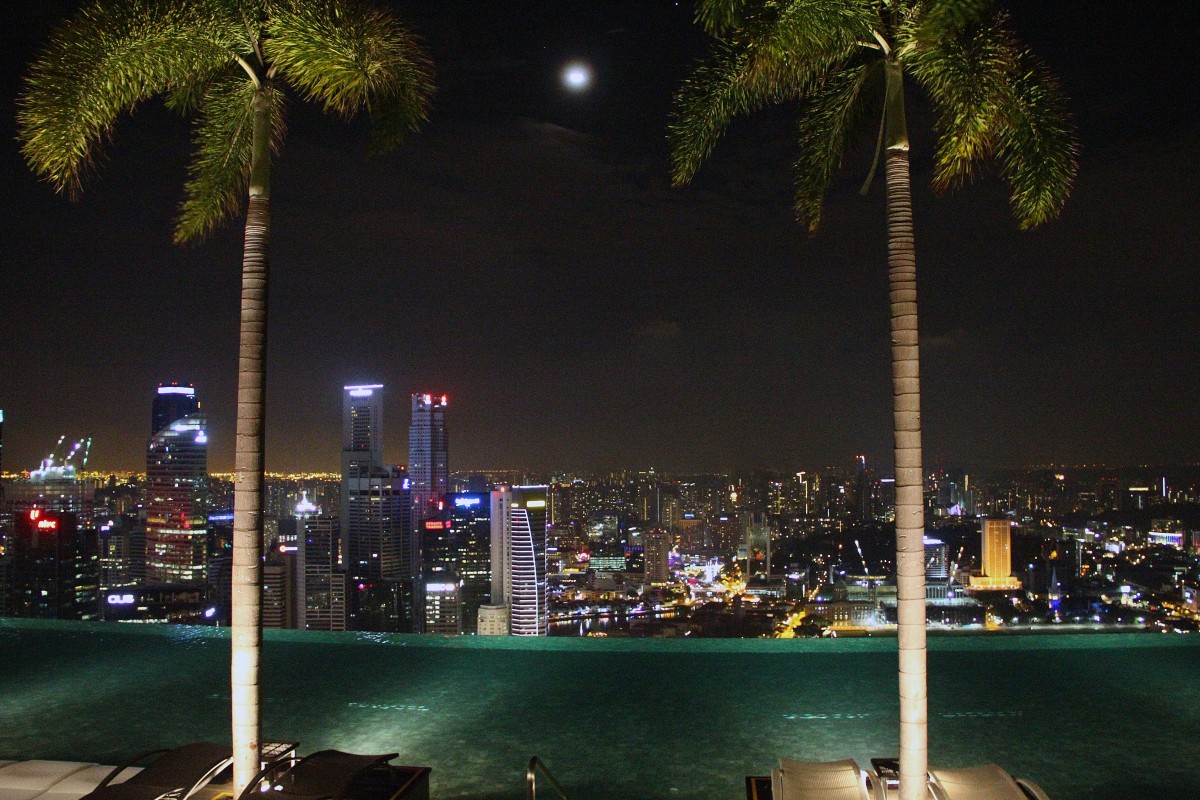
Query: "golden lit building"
970 519 1022 590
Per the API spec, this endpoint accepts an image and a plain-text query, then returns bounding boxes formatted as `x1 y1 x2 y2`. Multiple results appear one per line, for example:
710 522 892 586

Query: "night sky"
1 1 1197 474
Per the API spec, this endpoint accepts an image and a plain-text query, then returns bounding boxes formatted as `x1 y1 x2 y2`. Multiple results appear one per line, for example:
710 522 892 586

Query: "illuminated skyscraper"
145 385 208 585
301 514 347 631
924 537 949 580
643 528 671 585
340 385 406 581
408 393 449 529
8 509 98 619
422 568 461 634
491 485 548 636
152 383 199 437
340 384 411 630
423 492 492 633
971 519 1022 590
342 384 383 476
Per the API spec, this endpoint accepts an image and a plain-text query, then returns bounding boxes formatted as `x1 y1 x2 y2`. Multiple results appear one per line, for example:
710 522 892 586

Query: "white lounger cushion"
33 766 142 800
774 758 871 800
929 763 1050 800
0 762 97 800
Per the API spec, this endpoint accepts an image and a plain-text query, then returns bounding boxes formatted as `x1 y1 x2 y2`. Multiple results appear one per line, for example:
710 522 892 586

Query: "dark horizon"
2 1 1197 475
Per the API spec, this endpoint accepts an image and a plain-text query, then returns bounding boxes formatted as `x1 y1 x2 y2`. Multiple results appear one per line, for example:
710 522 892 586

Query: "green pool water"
2 620 1197 800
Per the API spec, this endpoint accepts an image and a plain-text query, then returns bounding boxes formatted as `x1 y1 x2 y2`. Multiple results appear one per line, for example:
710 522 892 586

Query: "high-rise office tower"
422 568 461 634
643 528 672 585
971 519 1021 590
924 536 949 580
491 485 548 636
408 393 449 529
854 454 873 520
342 384 383 476
423 492 493 633
261 558 291 629
301 514 347 631
145 384 208 585
7 509 99 619
6 437 96 527
340 384 407 581
340 384 411 630
152 383 200 437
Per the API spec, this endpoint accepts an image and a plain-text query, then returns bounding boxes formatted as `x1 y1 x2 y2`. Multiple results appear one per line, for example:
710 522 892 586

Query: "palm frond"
994 55 1078 229
670 42 770 186
695 0 749 36
166 76 218 116
909 0 994 48
905 10 1076 226
17 0 244 197
670 0 875 186
174 77 286 243
266 0 433 151
905 11 1016 192
793 61 882 232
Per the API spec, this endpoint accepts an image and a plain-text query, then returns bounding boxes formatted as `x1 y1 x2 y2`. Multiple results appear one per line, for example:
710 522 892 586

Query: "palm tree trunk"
231 88 271 796
884 60 928 800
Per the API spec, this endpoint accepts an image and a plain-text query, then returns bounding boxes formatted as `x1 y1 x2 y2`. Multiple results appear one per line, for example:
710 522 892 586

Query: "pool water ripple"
1 619 1197 800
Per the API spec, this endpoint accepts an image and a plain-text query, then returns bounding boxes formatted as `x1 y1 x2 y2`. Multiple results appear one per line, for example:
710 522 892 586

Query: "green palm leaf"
670 0 875 187
905 11 1017 192
18 0 244 197
266 0 433 152
793 61 882 231
175 75 287 243
994 55 1078 229
909 0 995 47
695 0 749 36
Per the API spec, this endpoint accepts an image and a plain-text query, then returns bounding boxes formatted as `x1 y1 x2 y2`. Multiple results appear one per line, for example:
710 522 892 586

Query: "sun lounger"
0 761 97 800
928 763 1051 800
79 743 232 800
31 766 142 800
772 758 883 800
238 750 398 800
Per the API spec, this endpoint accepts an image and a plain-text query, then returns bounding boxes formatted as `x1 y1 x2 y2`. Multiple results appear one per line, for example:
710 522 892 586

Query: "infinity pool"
2 620 1197 800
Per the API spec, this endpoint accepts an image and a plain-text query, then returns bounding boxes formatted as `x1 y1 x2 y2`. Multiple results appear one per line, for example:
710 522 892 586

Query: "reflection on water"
1 619 1197 800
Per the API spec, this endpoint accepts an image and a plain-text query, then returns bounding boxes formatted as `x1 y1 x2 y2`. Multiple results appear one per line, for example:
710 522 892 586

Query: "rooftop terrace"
2 620 1196 800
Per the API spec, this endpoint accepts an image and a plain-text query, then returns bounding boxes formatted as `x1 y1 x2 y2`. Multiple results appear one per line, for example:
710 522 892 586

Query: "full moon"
562 63 592 91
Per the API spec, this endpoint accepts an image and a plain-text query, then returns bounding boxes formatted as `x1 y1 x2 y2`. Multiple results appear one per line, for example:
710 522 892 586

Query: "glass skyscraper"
144 384 208 585
408 393 449 530
424 492 492 633
340 384 411 630
491 485 548 636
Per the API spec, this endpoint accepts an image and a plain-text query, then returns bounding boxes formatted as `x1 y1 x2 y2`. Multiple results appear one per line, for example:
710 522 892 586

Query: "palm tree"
670 1 1075 797
18 0 432 792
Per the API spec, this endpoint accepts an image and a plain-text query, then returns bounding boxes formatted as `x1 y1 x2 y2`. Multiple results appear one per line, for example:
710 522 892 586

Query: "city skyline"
1 1 1197 474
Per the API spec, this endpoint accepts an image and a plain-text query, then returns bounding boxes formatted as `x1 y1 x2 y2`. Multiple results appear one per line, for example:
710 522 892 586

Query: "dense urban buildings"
1 390 1199 637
